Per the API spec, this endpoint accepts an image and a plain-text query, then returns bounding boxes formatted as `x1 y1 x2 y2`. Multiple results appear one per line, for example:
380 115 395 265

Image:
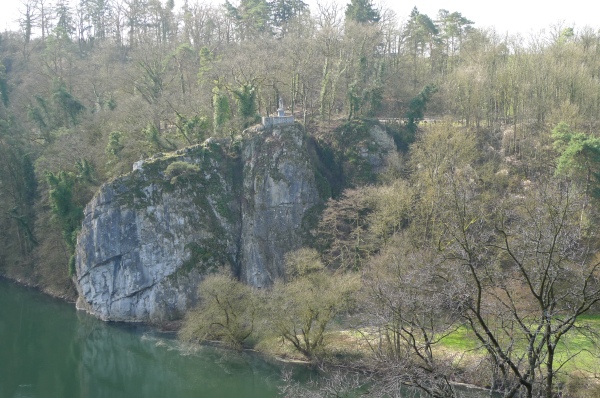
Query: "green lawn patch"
439 316 600 375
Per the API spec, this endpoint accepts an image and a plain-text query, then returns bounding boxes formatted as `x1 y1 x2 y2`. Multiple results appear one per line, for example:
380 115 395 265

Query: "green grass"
439 326 479 351
439 315 600 375
555 315 600 374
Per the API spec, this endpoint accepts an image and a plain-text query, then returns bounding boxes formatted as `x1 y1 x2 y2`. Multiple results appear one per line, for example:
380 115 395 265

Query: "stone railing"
262 115 295 127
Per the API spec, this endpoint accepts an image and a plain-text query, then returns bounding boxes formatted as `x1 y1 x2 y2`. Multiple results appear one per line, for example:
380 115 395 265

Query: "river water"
0 278 497 398
0 278 285 398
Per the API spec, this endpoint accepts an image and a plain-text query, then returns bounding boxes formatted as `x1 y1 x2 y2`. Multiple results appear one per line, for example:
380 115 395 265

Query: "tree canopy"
345 0 380 24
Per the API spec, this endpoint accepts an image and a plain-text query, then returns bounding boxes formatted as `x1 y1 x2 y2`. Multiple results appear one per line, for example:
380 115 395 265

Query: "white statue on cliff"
277 97 285 117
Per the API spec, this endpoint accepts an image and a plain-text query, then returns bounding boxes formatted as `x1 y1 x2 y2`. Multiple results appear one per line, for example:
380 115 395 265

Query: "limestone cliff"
75 124 320 322
240 126 319 287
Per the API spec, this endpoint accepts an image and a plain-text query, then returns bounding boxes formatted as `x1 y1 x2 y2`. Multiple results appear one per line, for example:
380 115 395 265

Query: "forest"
2 0 600 397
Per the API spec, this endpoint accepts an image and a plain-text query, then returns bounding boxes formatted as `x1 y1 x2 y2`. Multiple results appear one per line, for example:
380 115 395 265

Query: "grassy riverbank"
438 315 600 376
255 315 600 396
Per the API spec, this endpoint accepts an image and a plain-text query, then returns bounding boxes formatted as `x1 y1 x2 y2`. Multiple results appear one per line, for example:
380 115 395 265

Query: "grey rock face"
240 126 320 287
75 124 320 322
362 124 398 173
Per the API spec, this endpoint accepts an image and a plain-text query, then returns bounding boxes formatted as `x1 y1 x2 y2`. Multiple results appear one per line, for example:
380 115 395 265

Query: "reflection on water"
0 279 281 398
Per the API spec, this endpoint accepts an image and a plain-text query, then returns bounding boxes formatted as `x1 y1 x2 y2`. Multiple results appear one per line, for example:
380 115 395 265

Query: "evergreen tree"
270 0 308 37
344 0 380 24
552 122 600 199
405 84 437 133
0 62 9 107
213 86 231 134
224 0 272 39
232 83 258 125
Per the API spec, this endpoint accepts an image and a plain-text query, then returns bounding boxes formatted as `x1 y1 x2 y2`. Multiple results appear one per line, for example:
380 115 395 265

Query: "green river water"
0 278 496 398
0 278 286 398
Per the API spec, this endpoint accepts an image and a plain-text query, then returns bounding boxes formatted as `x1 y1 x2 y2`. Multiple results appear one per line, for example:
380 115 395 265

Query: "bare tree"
19 0 39 43
443 175 600 398
35 0 53 40
358 235 462 398
265 249 361 360
179 271 259 350
354 118 600 397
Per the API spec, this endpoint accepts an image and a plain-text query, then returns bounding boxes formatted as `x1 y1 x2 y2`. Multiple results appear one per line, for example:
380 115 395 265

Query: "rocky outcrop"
334 120 399 186
75 124 320 322
240 126 319 287
310 119 400 198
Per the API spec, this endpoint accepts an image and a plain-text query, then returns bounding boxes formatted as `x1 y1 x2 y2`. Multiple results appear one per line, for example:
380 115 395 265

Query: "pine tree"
344 0 380 24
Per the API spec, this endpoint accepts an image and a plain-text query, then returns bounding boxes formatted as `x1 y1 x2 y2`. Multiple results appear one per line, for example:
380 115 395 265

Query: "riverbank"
3 273 598 398
248 323 600 397
0 270 77 302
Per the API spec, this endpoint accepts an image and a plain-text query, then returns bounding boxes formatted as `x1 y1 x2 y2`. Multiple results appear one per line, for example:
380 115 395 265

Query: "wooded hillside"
2 2 600 395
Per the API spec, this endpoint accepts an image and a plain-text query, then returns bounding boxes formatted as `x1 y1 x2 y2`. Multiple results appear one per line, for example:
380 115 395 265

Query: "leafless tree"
443 175 600 397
